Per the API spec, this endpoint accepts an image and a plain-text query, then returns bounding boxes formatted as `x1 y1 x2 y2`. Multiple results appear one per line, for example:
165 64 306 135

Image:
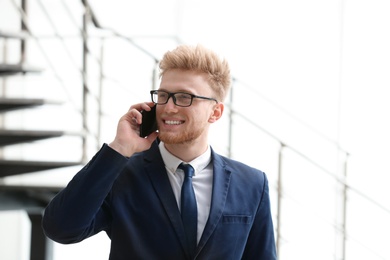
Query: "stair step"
0 63 42 76
0 97 46 112
0 185 62 211
0 30 29 39
0 129 65 147
0 160 81 177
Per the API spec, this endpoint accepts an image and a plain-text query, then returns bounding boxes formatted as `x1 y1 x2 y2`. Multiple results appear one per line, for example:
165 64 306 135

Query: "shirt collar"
159 141 212 176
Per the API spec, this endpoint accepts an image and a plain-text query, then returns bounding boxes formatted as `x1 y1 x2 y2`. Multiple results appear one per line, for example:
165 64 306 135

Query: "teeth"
165 120 182 125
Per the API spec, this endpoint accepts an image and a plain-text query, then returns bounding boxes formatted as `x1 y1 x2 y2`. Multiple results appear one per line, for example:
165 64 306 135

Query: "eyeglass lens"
152 91 192 107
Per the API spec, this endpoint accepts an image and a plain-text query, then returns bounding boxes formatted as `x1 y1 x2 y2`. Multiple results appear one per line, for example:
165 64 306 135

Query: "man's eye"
177 94 191 99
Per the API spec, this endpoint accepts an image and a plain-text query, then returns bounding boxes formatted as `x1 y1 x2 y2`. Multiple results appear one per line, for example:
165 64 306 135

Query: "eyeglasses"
150 90 218 107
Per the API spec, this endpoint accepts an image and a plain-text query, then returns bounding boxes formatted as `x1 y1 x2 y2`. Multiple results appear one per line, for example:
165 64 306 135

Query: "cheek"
155 106 166 122
189 110 211 127
155 106 162 116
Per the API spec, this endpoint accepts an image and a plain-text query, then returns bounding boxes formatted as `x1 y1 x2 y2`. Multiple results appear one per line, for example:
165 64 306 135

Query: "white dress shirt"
159 141 213 243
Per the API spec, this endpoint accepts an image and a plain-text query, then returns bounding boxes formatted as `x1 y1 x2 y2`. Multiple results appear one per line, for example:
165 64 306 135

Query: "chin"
159 133 185 144
159 131 197 145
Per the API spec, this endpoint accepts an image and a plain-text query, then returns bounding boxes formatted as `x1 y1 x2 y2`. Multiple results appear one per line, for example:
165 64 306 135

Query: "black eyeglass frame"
150 90 218 107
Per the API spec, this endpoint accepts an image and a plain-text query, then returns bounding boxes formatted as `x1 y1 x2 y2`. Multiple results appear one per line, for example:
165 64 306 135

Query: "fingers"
109 102 157 157
127 102 155 124
144 131 159 142
128 102 155 112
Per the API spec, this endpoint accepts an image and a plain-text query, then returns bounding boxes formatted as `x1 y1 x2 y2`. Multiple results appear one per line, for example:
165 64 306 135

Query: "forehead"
159 69 211 94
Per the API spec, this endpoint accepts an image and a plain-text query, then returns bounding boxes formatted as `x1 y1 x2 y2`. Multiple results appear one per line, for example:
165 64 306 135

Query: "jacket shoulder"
212 150 267 182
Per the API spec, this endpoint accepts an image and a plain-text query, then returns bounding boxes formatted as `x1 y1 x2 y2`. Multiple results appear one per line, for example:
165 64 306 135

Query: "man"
42 44 277 259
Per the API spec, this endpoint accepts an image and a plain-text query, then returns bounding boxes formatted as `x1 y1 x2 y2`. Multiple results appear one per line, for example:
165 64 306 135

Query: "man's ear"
208 102 224 123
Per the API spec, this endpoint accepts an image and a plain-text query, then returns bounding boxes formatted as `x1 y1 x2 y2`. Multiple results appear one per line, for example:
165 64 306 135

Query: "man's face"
156 69 219 145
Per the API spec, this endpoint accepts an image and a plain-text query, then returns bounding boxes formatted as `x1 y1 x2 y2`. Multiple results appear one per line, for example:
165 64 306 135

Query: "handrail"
3 1 389 258
229 103 390 215
232 77 350 155
81 0 160 64
82 0 390 217
8 0 387 220
5 0 354 183
279 185 388 260
9 0 84 112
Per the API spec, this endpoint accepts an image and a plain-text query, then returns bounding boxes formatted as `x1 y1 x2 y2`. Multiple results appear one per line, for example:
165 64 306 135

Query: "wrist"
108 141 134 157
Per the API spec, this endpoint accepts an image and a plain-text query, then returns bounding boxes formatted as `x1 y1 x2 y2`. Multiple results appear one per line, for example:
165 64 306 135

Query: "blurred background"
0 0 389 259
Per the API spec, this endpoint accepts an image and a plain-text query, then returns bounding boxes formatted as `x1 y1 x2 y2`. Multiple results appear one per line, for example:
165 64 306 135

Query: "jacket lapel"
143 142 232 258
197 150 232 251
143 141 190 258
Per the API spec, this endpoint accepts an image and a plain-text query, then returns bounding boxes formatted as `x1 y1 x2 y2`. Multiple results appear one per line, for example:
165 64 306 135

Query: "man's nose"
163 96 178 111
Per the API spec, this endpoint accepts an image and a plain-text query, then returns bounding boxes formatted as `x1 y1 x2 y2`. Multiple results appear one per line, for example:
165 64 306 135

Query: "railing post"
276 143 285 257
81 2 90 162
28 211 53 260
227 79 235 158
20 0 27 64
336 152 349 260
97 39 105 150
152 59 159 90
341 155 348 260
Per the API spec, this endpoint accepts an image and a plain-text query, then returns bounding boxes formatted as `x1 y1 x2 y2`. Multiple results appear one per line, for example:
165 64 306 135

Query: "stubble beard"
158 126 203 145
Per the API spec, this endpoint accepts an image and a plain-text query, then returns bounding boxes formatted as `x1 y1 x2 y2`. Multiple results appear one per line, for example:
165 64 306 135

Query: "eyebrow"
158 89 197 95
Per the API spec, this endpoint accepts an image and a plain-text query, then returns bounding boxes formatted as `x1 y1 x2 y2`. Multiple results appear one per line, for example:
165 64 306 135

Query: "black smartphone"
140 106 157 137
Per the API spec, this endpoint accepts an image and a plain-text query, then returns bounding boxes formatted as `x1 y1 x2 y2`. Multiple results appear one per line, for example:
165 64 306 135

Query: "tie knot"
179 163 195 178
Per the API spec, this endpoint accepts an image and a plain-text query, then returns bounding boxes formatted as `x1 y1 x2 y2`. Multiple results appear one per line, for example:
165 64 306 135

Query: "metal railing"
2 0 390 259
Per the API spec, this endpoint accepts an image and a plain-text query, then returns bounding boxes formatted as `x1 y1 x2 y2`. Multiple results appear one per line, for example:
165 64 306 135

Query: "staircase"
0 0 172 259
0 30 83 259
0 63 41 76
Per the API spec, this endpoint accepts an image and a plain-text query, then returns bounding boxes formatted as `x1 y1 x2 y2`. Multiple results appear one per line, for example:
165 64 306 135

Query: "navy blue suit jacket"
43 141 276 259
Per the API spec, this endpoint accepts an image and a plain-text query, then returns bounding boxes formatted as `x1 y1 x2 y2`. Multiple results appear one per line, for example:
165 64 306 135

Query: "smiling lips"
164 120 183 125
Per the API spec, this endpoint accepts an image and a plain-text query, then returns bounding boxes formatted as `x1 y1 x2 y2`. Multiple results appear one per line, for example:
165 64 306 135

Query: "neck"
164 141 208 162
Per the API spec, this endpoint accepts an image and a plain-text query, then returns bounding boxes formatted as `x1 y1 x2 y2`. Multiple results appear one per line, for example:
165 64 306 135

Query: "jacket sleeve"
42 144 128 244
242 173 277 259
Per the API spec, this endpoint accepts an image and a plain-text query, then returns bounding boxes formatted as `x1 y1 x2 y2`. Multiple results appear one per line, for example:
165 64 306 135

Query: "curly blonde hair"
159 44 231 102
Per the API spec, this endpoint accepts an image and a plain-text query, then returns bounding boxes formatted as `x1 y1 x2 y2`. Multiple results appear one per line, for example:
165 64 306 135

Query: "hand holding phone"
140 106 157 137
